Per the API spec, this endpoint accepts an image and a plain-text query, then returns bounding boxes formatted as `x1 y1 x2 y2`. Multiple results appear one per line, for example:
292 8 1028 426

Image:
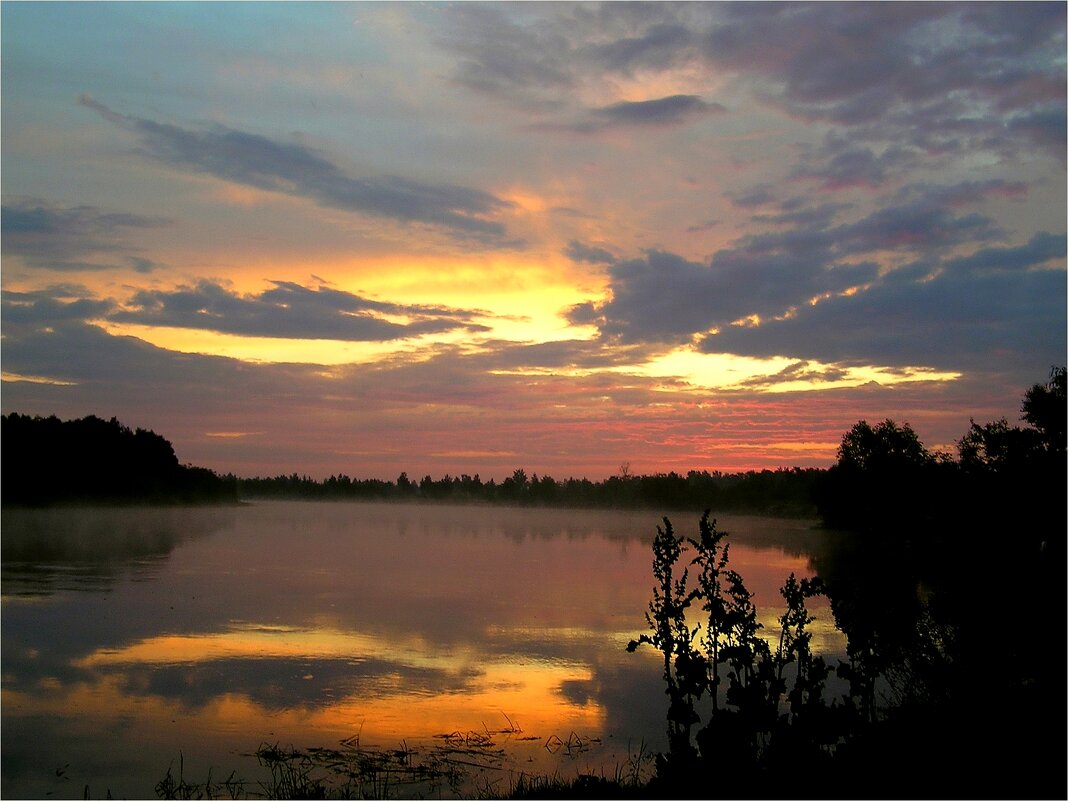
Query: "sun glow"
95 252 604 364
98 322 422 365
623 348 961 393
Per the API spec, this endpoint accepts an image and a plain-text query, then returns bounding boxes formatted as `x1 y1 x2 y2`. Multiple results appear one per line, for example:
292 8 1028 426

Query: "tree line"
4 367 1062 523
1 413 237 506
237 466 822 515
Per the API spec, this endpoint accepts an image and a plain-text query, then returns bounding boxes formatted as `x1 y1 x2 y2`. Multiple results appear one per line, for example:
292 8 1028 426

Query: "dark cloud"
942 232 1065 277
730 187 777 208
569 248 877 345
740 191 1002 259
565 301 602 327
110 657 481 712
894 180 1028 208
792 138 920 190
2 286 114 326
1 198 169 272
110 280 491 342
735 360 852 389
752 201 850 229
830 200 1001 254
583 21 697 73
79 97 516 243
127 256 163 274
703 3 1066 160
591 94 725 127
564 240 616 265
575 183 1056 364
433 2 1063 171
475 338 664 373
700 233 1067 374
430 3 575 104
532 94 725 134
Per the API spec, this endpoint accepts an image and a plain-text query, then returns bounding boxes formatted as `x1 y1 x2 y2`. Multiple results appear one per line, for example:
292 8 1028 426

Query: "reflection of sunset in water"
71 622 607 740
1 503 846 798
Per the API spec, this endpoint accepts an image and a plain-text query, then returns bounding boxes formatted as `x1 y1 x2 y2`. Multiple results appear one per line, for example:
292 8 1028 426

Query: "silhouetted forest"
237 466 822 515
1 414 237 506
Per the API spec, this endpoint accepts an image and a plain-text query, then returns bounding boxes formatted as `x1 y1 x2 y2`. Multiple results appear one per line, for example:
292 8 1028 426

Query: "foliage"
1021 365 1066 451
631 503 1065 799
626 518 704 764
815 365 1067 536
835 418 932 473
1 413 236 506
628 512 839 793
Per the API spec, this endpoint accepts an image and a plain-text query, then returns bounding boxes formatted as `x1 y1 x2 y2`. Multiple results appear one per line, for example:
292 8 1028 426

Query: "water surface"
1 501 843 798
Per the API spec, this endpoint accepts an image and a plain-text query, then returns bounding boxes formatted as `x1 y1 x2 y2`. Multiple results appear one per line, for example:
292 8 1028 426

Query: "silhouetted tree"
814 419 942 531
2 413 234 505
1022 365 1066 453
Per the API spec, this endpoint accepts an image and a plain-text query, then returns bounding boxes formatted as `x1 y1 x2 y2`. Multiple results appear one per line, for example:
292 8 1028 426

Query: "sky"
2 1 1065 482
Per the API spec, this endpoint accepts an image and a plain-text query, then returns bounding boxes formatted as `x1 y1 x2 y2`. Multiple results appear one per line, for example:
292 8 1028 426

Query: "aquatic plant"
628 511 837 791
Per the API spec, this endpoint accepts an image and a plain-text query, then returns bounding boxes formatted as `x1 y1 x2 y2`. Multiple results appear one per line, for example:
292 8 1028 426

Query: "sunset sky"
2 2 1065 481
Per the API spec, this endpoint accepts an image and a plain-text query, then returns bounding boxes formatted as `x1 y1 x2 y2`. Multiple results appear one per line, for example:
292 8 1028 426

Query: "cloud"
576 185 1011 345
2 286 114 326
894 179 1028 208
571 165 1063 383
433 3 575 103
730 187 777 208
530 94 725 135
79 97 516 243
582 21 698 74
1 198 169 272
589 94 725 128
702 3 1067 159
431 3 1064 162
734 360 852 389
792 139 919 190
699 232 1067 373
110 280 492 342
752 201 850 230
564 240 616 265
941 231 1065 277
574 248 877 345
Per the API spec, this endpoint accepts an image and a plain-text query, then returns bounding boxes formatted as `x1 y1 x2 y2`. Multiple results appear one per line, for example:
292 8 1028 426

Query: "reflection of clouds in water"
1 501 840 798
119 657 482 712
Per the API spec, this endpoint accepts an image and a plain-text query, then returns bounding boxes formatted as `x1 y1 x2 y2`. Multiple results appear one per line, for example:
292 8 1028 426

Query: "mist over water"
0 501 841 799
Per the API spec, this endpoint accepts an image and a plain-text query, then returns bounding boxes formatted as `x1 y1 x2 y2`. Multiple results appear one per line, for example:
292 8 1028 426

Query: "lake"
1 501 845 799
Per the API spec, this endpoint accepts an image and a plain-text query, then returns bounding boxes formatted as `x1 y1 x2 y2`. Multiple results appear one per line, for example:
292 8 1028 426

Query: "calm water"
1 501 844 798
